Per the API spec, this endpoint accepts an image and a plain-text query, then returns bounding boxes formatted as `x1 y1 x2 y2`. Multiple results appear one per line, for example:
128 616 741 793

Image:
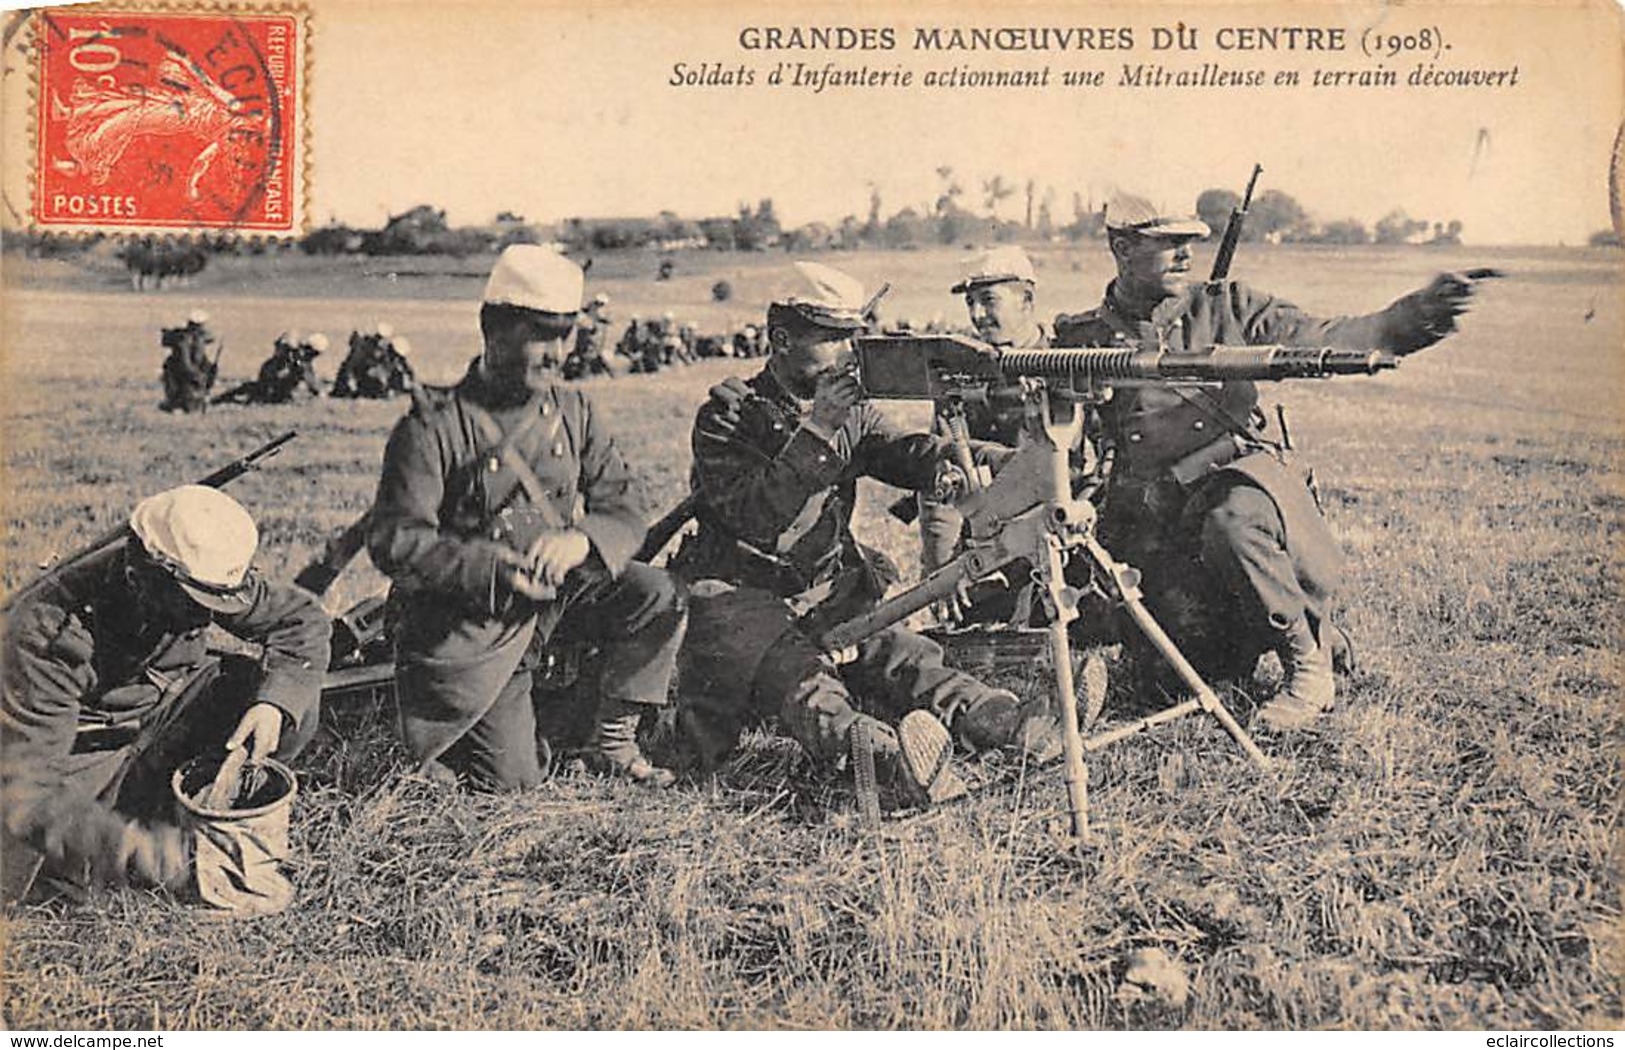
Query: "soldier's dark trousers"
1105 475 1311 682
439 563 685 792
685 621 993 769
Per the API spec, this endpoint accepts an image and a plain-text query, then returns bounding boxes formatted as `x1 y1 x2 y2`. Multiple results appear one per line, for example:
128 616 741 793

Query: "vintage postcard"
0 0 1620 1033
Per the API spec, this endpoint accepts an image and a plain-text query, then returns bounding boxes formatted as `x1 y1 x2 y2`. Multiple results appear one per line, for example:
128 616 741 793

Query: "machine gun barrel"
853 334 1397 400
998 345 1399 383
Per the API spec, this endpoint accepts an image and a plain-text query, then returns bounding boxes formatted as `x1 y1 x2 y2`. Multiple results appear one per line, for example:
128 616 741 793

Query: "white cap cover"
483 245 585 314
129 486 259 613
951 245 1039 294
775 261 868 330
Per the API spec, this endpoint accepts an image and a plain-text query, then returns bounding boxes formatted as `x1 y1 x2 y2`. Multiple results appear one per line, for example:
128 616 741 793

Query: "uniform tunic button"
540 403 552 417
487 457 501 472
772 422 784 432
1193 420 1205 431
552 442 565 456
1128 433 1143 443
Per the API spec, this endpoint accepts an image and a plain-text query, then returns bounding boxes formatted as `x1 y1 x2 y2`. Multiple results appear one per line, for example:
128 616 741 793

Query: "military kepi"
128 485 258 613
1104 193 1211 239
951 245 1038 294
483 245 585 314
776 261 868 330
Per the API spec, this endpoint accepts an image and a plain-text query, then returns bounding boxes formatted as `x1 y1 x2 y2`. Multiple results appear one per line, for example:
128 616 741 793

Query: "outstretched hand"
1406 268 1504 345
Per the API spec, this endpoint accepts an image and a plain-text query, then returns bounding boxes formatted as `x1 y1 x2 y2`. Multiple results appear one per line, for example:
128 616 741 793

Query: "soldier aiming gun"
214 332 328 406
1053 190 1499 730
667 262 1066 812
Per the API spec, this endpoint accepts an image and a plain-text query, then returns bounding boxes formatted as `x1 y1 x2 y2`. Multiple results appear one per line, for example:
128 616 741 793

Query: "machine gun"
823 334 1401 842
3 431 297 614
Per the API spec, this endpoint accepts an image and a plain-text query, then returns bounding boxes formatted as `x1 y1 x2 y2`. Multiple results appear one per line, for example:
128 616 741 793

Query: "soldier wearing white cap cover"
915 246 1090 625
158 311 220 413
1 486 329 903
367 245 685 791
668 263 1066 806
1055 191 1493 729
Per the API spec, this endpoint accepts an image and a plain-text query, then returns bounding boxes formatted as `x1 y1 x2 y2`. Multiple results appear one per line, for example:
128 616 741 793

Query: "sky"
4 0 1622 244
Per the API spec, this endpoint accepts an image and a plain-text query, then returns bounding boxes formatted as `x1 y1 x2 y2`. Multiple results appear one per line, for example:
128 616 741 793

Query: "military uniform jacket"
1053 278 1420 616
1052 279 1412 481
674 365 950 636
367 360 648 763
1 543 328 865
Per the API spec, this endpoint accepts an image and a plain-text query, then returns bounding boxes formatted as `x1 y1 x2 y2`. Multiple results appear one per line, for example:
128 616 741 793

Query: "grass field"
0 243 1620 1030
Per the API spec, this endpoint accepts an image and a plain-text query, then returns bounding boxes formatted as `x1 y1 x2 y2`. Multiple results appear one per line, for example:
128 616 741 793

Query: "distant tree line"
1193 188 1465 247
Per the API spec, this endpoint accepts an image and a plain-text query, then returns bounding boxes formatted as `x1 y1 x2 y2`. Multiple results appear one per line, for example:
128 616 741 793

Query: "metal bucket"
172 756 297 917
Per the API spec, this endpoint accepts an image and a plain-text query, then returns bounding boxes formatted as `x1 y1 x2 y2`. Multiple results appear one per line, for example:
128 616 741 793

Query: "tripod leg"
1082 536 1270 769
1047 614 1091 843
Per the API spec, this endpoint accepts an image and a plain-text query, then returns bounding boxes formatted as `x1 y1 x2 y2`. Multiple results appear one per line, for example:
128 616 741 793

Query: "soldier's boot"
1327 621 1357 677
1258 616 1336 731
587 699 677 788
856 712 967 807
954 688 1064 765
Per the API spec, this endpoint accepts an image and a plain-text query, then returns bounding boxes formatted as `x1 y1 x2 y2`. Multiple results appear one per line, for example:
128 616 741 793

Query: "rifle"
291 510 374 597
634 494 697 564
3 431 297 613
1209 163 1262 283
201 337 227 414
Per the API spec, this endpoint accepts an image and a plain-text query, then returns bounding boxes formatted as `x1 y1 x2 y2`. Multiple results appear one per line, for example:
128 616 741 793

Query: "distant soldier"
618 316 662 375
654 312 691 367
158 310 219 413
214 332 327 406
694 333 731 359
1 486 329 905
1053 192 1492 728
333 323 416 399
367 246 685 791
565 293 615 380
732 324 766 358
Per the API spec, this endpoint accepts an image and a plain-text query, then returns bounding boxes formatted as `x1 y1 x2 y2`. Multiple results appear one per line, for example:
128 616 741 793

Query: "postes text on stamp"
32 7 307 235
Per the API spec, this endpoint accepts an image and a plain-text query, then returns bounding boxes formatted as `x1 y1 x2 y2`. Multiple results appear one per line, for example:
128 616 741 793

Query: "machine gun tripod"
821 334 1399 841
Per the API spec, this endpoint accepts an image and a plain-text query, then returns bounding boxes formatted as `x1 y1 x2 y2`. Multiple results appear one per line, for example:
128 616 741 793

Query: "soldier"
915 246 1096 626
731 324 764 359
670 262 1062 803
333 323 416 399
215 332 328 406
158 310 219 413
654 312 690 368
1 486 329 904
367 246 685 791
565 293 616 380
1053 192 1488 728
694 333 731 359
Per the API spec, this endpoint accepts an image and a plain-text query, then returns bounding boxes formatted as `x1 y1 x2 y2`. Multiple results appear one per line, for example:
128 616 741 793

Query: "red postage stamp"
31 6 308 235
